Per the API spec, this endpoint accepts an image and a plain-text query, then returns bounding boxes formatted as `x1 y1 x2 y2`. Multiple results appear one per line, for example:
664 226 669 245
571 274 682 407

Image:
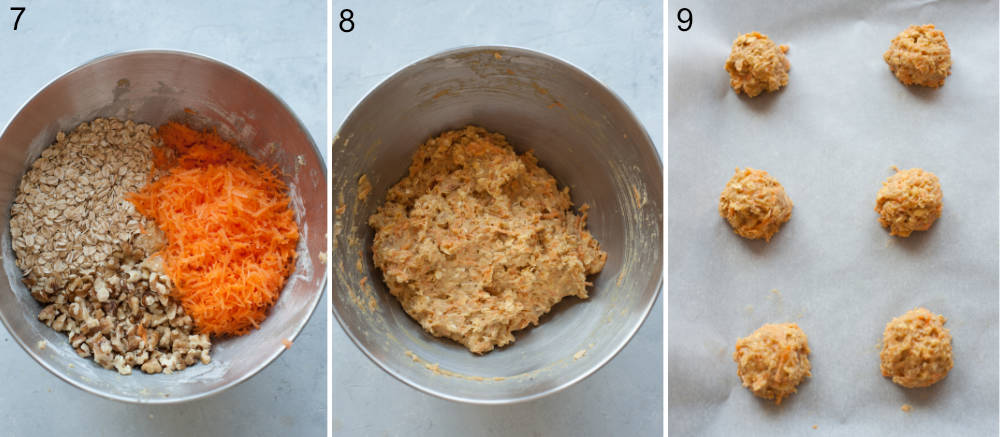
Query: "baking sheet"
667 0 999 434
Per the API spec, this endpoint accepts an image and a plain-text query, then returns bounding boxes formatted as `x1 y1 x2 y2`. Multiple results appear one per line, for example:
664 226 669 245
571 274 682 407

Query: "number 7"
10 7 24 31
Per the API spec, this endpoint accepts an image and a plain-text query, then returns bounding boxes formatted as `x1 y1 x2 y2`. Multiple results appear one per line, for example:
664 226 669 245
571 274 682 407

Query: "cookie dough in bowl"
733 323 811 405
875 167 942 237
332 46 662 403
719 168 793 242
880 308 953 388
369 126 607 354
883 24 952 88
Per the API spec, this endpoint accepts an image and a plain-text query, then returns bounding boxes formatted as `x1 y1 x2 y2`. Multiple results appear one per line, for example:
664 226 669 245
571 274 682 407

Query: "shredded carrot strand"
128 122 299 337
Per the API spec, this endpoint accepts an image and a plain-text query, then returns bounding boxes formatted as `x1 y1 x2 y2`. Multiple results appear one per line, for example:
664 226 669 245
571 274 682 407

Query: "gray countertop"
331 1 662 436
0 1 327 436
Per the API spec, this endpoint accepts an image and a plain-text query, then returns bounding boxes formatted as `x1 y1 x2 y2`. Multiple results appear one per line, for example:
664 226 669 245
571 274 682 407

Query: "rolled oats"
10 118 212 375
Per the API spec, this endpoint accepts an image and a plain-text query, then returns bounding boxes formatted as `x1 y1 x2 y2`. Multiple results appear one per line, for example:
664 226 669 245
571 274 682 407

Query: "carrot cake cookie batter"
719 168 793 242
880 307 953 388
734 323 811 405
369 126 607 354
724 32 790 97
884 24 952 88
875 167 942 237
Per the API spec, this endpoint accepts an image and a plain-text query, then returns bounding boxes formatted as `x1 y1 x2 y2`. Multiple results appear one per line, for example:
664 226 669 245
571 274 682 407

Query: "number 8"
340 9 354 33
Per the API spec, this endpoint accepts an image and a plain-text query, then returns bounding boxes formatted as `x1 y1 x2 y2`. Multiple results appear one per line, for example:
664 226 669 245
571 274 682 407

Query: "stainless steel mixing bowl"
332 46 662 404
0 50 327 403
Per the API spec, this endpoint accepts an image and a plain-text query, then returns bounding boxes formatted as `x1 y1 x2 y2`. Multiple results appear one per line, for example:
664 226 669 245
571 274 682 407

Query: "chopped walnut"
10 118 211 375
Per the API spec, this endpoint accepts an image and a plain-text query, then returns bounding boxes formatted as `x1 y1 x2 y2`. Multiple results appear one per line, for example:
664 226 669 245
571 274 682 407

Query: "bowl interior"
332 46 662 403
0 51 327 403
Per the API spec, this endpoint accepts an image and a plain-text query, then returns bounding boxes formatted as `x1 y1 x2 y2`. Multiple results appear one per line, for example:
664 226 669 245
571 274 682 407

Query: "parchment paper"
667 0 999 435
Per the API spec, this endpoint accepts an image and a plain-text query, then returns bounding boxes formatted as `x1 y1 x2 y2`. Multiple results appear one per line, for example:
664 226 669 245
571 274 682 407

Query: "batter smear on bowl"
368 126 607 354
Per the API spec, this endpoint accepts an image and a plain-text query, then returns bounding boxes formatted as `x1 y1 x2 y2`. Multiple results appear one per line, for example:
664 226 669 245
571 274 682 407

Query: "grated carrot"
129 122 299 337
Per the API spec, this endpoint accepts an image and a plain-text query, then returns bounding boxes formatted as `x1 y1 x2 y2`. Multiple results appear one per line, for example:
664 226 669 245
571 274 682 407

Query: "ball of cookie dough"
734 323 811 405
875 168 942 237
880 308 953 388
719 168 793 242
883 24 952 87
724 32 790 97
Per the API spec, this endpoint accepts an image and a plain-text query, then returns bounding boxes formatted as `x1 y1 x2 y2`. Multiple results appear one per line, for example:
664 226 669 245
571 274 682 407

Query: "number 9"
678 8 692 32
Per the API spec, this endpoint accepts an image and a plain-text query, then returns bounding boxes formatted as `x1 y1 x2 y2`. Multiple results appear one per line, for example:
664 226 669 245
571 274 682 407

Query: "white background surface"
331 0 663 436
668 0 998 435
0 1 326 435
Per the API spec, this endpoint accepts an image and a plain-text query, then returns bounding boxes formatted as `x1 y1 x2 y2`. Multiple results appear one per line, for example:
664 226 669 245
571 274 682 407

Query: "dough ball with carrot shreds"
724 32 790 97
875 168 942 237
719 168 793 242
880 308 953 388
883 24 952 87
734 323 811 405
